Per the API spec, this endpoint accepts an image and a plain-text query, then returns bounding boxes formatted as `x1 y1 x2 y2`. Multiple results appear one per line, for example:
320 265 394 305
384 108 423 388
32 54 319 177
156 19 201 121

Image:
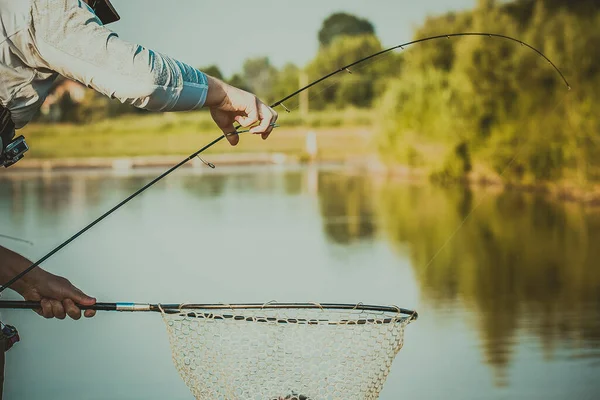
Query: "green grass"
20 108 375 159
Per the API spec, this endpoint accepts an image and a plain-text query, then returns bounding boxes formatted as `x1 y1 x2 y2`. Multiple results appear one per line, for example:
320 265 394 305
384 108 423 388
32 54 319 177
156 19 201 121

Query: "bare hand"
204 75 278 146
19 269 96 320
0 246 96 320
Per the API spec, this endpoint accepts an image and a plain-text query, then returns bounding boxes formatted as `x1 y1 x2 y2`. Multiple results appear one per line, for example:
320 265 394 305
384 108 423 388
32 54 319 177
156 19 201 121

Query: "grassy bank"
14 104 600 205
18 108 375 160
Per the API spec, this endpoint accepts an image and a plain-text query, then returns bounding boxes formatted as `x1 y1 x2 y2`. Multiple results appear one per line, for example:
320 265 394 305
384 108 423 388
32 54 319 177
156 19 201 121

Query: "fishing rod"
0 32 570 295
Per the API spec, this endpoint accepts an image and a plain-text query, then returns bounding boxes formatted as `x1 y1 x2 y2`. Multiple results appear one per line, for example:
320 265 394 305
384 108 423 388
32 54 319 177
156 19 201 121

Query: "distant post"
305 130 317 161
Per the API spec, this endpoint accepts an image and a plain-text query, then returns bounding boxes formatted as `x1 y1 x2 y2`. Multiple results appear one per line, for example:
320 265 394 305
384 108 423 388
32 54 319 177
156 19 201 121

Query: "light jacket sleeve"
29 0 209 112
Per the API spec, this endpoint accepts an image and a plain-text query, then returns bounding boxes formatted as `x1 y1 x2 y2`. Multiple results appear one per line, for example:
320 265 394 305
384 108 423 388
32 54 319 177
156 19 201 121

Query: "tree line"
376 0 600 187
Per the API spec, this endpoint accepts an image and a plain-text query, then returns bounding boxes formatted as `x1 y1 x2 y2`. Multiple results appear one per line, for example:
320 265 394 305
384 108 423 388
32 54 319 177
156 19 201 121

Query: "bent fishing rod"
0 32 570 296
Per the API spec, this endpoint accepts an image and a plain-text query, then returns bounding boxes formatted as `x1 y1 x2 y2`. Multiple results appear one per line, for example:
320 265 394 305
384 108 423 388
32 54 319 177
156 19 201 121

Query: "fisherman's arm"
0 245 96 320
28 0 277 144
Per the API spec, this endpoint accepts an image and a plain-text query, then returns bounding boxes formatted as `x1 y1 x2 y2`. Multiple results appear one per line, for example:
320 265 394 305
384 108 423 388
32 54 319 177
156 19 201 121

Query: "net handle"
0 301 419 321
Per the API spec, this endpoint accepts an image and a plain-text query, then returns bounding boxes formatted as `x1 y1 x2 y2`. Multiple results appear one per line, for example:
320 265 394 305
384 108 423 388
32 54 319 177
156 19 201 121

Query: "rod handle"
0 301 118 311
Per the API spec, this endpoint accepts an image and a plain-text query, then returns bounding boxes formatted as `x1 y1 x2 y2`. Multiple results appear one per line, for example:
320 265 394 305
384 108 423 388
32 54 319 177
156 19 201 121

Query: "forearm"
31 0 210 112
0 245 37 295
110 51 210 112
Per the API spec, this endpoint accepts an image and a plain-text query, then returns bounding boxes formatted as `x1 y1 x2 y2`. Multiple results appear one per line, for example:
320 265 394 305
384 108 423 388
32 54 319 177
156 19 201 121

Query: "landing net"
159 303 417 400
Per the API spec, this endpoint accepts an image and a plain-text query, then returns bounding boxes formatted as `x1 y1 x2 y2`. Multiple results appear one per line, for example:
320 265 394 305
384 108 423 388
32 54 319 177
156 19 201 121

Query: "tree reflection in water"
317 171 600 385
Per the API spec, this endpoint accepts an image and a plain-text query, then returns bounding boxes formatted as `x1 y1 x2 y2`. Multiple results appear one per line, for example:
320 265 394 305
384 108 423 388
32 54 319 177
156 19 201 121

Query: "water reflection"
317 171 378 245
1 167 599 396
319 171 600 385
180 169 305 199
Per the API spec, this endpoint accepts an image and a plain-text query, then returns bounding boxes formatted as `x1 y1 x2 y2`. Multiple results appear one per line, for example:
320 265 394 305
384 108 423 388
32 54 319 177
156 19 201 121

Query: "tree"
269 63 300 105
226 74 252 93
199 65 224 81
240 57 278 101
307 33 399 110
318 12 375 47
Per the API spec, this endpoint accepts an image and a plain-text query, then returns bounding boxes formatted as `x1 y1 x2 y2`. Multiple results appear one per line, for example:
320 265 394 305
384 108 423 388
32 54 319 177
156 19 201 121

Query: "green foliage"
226 73 252 93
431 141 473 184
239 57 279 102
306 34 400 110
317 12 375 48
376 0 600 188
199 65 224 80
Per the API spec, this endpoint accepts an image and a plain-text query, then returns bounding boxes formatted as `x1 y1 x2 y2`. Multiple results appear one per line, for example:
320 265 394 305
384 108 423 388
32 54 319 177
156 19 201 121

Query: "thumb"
210 111 239 146
224 129 239 146
68 287 96 306
218 122 239 146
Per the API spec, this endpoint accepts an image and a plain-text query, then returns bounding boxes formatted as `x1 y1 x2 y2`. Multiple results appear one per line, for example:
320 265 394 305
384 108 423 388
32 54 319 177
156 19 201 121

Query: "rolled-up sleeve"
30 0 209 111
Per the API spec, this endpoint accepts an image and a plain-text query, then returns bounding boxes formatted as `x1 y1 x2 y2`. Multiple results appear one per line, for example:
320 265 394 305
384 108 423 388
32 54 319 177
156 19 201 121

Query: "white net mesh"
159 304 416 400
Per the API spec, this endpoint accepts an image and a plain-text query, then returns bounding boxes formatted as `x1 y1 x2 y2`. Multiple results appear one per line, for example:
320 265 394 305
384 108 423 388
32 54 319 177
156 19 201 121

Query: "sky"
109 0 476 78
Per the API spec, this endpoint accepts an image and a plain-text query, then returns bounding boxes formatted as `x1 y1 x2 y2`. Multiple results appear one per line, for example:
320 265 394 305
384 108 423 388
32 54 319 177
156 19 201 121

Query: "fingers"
249 102 278 140
51 300 66 320
39 299 66 319
63 298 82 320
37 298 94 320
62 299 95 320
225 129 239 146
65 285 97 319
210 108 238 146
235 96 260 128
40 299 53 319
69 286 96 307
223 97 260 146
262 105 278 140
233 96 278 138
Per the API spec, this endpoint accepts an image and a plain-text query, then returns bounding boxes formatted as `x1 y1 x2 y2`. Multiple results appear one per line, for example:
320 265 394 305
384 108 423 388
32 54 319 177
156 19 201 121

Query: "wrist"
10 271 34 296
203 75 229 108
0 246 43 295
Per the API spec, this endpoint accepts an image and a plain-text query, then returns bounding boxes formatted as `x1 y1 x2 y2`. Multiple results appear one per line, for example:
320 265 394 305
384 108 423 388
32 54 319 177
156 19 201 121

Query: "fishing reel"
0 135 29 168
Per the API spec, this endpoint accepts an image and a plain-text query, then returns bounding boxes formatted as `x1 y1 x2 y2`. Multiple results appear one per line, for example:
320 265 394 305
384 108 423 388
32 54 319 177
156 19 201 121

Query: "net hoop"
158 302 418 399
157 302 418 325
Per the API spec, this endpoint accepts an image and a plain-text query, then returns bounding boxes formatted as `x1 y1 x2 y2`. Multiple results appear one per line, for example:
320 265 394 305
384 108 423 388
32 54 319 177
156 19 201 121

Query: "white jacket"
0 0 209 129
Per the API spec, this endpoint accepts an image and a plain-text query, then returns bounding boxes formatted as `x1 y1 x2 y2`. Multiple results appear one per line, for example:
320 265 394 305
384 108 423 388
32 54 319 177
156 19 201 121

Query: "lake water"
0 164 598 400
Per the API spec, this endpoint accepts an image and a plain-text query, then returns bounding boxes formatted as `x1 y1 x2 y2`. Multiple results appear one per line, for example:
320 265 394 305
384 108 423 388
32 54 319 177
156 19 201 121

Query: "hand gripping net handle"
158 303 417 400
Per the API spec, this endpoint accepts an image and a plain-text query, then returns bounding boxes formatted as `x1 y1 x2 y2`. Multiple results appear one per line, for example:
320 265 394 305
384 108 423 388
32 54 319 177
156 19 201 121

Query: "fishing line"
0 234 33 246
0 32 571 295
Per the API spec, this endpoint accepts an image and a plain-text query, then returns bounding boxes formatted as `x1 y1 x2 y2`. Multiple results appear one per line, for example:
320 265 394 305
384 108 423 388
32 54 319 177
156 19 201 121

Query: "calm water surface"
0 165 598 400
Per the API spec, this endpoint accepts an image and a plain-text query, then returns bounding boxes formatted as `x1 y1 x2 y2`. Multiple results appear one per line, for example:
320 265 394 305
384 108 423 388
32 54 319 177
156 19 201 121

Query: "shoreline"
375 163 600 207
2 153 301 172
3 154 600 207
